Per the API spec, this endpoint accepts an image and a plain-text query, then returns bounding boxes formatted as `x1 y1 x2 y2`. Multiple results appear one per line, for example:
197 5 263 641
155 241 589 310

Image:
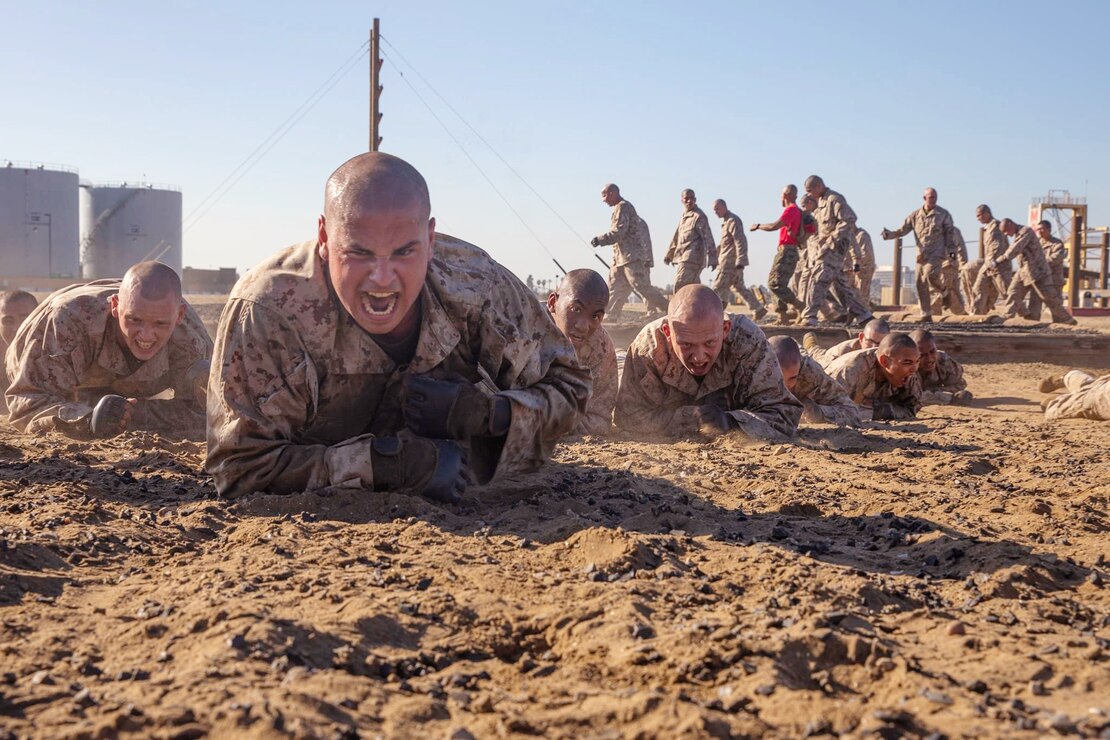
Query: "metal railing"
78 180 181 192
1 160 79 174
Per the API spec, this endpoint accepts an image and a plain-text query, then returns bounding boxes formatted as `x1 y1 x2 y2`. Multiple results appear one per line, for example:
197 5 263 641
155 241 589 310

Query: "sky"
3 0 1109 290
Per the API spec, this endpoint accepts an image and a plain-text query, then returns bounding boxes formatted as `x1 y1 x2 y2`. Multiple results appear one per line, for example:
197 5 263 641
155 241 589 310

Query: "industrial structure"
0 162 81 284
80 182 183 279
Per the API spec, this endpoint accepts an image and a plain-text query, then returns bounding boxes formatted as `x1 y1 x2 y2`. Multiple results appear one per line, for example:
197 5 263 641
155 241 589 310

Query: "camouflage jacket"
793 355 861 427
573 326 617 436
827 348 923 420
594 200 653 267
982 219 1011 266
717 211 749 269
814 189 858 263
666 207 716 266
999 226 1051 285
615 315 801 439
918 350 967 405
205 236 590 499
814 337 862 368
888 205 958 265
4 280 211 438
1040 235 1067 285
1044 373 1110 421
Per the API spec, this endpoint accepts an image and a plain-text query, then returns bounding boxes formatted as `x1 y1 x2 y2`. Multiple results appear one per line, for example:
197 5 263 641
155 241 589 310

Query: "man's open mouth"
361 292 398 318
134 338 156 352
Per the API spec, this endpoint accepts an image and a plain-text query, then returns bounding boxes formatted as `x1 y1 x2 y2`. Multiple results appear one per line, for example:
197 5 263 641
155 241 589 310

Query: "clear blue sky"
3 1 1108 289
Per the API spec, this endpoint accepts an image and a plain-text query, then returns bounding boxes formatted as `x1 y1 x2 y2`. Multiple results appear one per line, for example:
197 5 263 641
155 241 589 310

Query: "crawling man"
769 335 861 427
827 332 923 421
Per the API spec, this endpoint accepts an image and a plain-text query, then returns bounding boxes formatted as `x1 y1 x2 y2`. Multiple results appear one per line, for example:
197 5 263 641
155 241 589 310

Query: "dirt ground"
2 353 1109 737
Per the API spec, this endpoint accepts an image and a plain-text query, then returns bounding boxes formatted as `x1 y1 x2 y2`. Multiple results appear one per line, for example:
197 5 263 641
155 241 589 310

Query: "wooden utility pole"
369 18 382 151
892 236 903 306
1068 213 1083 309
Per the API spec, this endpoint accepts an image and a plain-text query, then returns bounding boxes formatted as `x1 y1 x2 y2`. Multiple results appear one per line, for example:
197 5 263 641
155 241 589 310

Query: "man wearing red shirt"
751 184 806 323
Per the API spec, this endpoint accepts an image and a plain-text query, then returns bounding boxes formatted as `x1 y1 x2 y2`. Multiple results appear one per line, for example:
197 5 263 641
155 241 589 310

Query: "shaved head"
769 335 802 367
769 335 802 391
713 199 727 210
861 318 891 346
121 261 182 302
556 268 609 304
977 204 992 217
804 175 824 190
0 290 37 311
908 328 934 344
603 183 620 196
324 152 431 224
668 284 723 324
879 332 917 357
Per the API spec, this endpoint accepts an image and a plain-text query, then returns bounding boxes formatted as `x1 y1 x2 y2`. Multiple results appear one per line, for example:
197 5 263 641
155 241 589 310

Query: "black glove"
694 404 731 434
90 394 130 437
871 401 896 421
590 236 601 247
370 436 468 503
402 375 510 440
853 262 860 272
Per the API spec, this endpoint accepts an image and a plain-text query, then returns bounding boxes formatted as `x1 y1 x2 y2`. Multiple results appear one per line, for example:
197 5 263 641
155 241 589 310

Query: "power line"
380 35 598 252
182 40 370 233
379 47 567 274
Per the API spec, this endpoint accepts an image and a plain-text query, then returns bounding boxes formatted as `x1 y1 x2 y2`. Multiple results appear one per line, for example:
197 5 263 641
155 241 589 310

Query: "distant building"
873 265 918 306
182 266 238 294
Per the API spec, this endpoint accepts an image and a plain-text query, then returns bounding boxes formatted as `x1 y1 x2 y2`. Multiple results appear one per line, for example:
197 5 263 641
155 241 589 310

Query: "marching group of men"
590 181 1077 328
1 153 1106 506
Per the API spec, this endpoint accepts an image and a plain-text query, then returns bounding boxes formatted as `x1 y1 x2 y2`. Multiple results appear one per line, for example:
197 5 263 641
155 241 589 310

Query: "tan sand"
0 361 1108 738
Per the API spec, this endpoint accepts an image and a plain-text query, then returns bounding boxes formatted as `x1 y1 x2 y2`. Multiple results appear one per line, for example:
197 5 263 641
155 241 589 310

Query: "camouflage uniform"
808 337 862 368
572 325 617 436
1026 235 1068 320
4 280 211 438
851 227 876 309
615 315 801 439
827 348 923 420
666 207 716 290
886 205 961 317
1044 371 1110 422
593 199 668 315
793 355 862 426
205 236 590 499
0 339 10 417
711 211 764 313
999 226 1074 324
918 351 970 405
803 189 871 323
931 226 968 316
971 219 1012 314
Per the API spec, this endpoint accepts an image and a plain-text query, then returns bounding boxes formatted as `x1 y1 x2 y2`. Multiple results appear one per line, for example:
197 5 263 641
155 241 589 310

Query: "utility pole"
369 18 382 151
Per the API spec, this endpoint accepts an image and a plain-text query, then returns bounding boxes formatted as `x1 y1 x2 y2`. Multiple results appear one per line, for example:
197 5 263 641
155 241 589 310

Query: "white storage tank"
0 162 81 279
80 182 182 279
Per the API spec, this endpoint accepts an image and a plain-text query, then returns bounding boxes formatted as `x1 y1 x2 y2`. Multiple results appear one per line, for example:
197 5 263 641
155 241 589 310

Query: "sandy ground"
1 356 1108 739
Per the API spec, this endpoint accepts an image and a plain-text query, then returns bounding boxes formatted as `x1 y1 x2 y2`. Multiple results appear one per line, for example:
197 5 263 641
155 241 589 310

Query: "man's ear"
109 294 120 319
661 321 671 340
316 215 328 261
722 318 731 339
546 293 558 314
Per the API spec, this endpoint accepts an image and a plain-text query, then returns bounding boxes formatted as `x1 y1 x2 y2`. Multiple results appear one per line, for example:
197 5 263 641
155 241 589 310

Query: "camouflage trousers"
1045 372 1110 421
853 263 875 310
608 261 669 316
767 246 803 312
972 262 1013 314
711 266 764 313
803 254 871 323
1004 273 1073 324
673 261 703 292
927 261 966 316
1026 280 1066 321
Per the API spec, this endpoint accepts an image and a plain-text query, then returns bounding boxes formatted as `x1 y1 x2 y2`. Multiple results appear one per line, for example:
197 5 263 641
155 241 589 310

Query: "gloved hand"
589 236 601 247
871 401 896 421
852 262 860 272
370 436 468 503
951 390 973 406
694 404 731 434
707 254 718 269
402 375 509 440
663 255 673 266
185 359 211 409
880 228 892 240
90 394 132 437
